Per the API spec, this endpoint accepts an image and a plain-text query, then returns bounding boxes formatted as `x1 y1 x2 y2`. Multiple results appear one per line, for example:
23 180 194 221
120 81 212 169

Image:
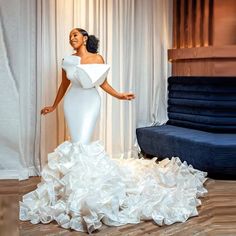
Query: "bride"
20 28 207 234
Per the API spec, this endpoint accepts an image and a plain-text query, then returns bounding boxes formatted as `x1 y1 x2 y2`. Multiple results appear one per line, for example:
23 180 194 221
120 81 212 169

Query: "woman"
41 28 135 143
20 28 207 234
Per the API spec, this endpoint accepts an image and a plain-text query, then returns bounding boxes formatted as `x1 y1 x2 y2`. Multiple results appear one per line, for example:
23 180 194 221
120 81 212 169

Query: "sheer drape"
0 0 172 179
0 0 40 180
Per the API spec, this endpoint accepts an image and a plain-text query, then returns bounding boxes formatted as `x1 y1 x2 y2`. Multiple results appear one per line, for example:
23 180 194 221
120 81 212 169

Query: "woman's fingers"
41 108 47 115
126 93 135 100
119 92 135 100
41 107 54 115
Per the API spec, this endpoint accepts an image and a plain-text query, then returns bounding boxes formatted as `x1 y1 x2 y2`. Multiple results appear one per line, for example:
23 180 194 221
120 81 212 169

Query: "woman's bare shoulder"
87 53 104 64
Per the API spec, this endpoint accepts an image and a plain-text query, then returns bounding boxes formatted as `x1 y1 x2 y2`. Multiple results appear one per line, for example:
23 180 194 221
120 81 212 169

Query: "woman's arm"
94 55 135 100
41 69 71 115
51 69 71 108
100 79 135 100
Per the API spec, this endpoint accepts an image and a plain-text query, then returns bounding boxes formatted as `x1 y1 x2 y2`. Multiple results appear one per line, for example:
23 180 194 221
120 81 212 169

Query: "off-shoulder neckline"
63 55 110 66
77 64 110 66
70 54 81 58
69 55 109 66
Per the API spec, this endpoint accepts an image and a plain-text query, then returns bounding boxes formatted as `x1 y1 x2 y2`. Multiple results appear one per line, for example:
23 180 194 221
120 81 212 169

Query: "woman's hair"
76 28 99 53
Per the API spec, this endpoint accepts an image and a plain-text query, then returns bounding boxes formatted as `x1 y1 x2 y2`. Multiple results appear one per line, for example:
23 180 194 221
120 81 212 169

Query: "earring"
84 41 86 46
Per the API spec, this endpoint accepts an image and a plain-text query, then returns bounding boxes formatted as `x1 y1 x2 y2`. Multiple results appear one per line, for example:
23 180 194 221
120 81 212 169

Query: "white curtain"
0 0 40 180
40 0 172 164
0 0 172 179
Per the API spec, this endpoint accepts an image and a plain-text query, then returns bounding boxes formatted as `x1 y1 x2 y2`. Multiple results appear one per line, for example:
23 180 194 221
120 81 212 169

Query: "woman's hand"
41 106 55 115
119 92 136 100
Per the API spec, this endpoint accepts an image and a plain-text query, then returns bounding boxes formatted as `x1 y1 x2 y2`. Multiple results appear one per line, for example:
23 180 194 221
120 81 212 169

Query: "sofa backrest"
167 76 236 133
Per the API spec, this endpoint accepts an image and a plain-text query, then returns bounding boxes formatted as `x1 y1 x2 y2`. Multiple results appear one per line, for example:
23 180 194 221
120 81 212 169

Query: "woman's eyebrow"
69 33 76 37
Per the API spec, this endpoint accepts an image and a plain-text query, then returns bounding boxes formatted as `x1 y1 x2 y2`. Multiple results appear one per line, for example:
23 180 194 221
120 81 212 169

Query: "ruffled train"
20 140 207 233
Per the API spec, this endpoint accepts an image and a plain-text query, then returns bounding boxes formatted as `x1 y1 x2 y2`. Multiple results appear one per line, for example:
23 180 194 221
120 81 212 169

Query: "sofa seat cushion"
136 125 236 178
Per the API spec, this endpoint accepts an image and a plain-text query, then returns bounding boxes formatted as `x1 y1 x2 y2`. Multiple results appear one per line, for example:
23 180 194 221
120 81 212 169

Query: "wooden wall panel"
195 0 201 47
213 0 236 46
169 0 236 76
173 0 213 49
173 0 177 48
172 59 236 76
203 0 209 46
179 0 185 48
187 0 193 47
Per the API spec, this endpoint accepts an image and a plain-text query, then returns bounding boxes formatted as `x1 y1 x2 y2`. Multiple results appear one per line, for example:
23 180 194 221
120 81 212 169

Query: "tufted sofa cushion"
167 76 236 132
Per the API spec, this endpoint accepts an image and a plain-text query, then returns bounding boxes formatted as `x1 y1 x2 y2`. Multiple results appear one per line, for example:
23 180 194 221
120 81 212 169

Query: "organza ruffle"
20 140 207 234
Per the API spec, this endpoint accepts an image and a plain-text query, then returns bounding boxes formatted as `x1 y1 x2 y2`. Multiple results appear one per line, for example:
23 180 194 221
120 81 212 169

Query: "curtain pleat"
0 0 41 179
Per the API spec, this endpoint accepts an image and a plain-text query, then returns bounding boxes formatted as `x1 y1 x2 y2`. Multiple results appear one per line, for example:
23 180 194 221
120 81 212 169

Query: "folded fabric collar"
76 64 110 88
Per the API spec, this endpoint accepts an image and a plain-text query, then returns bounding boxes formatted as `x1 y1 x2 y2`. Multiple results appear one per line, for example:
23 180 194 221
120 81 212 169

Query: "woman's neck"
75 46 88 58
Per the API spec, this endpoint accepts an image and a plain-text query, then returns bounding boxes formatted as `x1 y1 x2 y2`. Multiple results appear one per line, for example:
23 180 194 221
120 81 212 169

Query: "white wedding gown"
20 55 207 234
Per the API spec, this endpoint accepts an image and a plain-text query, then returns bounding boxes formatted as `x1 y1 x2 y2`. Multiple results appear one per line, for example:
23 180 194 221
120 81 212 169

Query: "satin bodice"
62 55 110 88
61 55 110 143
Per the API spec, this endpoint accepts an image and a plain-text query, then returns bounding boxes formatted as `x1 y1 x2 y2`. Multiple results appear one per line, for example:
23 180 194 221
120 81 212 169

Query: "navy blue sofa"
136 76 236 179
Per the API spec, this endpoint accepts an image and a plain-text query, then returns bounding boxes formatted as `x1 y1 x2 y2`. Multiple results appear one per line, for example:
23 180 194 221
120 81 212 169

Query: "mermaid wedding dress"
20 55 207 233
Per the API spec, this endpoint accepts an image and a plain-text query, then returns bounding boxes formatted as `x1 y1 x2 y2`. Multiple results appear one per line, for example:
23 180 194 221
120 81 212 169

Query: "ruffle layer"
20 140 207 234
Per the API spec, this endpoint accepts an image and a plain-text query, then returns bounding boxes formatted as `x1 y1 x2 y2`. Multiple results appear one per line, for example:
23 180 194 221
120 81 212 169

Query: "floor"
0 177 236 236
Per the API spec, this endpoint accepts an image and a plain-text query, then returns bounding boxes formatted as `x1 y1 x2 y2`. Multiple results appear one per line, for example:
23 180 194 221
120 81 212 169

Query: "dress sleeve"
75 64 110 88
61 58 66 71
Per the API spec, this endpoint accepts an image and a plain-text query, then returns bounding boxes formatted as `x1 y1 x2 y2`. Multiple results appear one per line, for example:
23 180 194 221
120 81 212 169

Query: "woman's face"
69 29 87 50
